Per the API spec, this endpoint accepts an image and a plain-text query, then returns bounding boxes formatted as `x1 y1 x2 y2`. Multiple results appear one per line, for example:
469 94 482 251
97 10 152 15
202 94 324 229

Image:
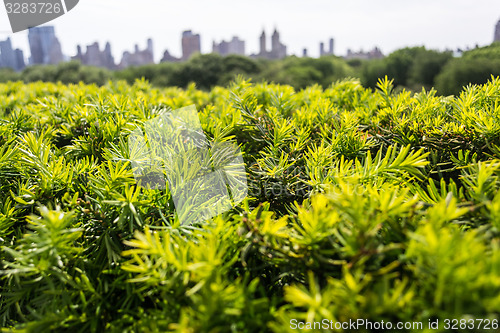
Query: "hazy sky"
1 0 500 62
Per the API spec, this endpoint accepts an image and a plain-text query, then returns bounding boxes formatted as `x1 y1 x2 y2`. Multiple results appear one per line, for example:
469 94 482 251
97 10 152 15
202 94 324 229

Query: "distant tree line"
1 43 500 95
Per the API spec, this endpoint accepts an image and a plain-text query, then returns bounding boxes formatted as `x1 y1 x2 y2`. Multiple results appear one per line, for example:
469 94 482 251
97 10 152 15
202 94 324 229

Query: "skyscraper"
254 28 286 60
14 49 25 70
28 26 64 65
495 19 500 42
72 41 116 69
319 38 335 57
260 30 266 55
181 30 201 60
271 29 286 59
0 37 25 71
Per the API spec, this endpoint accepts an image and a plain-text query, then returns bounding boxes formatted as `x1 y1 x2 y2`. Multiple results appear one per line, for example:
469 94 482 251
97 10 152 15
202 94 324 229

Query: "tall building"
320 38 335 56
253 28 287 60
329 38 335 55
495 19 500 42
72 42 115 69
212 36 245 56
260 30 266 55
28 26 64 65
270 29 287 59
119 39 154 68
0 37 25 71
182 30 201 60
15 49 25 70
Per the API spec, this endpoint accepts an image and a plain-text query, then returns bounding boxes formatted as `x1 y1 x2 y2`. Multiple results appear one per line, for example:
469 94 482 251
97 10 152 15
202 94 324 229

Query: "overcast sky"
1 0 500 62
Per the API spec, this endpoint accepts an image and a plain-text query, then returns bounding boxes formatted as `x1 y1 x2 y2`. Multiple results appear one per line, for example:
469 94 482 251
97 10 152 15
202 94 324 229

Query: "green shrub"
435 44 500 95
0 77 500 332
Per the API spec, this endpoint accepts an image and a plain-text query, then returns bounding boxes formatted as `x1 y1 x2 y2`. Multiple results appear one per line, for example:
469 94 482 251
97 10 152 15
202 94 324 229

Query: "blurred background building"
28 26 64 65
320 38 335 56
182 30 201 60
72 42 116 70
0 37 25 71
160 49 180 62
345 47 384 60
212 36 245 56
119 39 154 68
495 19 500 42
252 28 287 60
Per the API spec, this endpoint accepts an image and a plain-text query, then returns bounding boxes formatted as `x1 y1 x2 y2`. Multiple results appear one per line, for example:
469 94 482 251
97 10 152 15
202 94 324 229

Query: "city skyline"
1 0 500 63
1 26 362 70
2 18 500 71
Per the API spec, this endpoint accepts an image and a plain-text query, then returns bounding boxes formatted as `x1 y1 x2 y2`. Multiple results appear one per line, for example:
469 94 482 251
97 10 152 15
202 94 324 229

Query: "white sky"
1 0 500 63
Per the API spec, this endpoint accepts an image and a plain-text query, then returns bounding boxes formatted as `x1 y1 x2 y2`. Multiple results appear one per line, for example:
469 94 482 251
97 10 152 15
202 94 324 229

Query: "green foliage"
4 43 499 97
362 47 453 90
462 42 500 59
1 77 500 331
435 43 500 95
435 60 500 96
0 69 20 83
258 56 354 89
22 61 111 86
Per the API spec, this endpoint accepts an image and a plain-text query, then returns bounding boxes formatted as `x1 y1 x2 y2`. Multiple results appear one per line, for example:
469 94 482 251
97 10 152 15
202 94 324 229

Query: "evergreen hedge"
1 77 500 332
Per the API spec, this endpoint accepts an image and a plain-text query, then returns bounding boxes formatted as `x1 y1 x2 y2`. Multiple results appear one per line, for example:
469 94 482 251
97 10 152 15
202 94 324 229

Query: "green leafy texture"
0 77 499 332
